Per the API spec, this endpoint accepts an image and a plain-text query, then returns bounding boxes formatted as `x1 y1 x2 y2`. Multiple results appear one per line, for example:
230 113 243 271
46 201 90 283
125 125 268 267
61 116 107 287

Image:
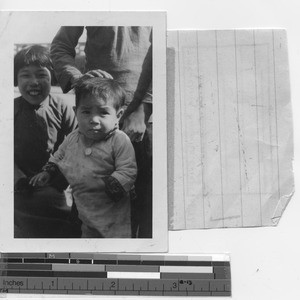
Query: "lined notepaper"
167 29 294 230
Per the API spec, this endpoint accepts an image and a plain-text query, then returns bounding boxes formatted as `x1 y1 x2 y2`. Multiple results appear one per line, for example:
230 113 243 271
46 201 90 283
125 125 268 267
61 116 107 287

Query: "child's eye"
81 110 90 114
100 111 110 116
19 74 30 78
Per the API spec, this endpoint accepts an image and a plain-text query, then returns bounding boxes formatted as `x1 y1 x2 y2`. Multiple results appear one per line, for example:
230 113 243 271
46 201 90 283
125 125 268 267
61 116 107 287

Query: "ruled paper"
167 29 294 230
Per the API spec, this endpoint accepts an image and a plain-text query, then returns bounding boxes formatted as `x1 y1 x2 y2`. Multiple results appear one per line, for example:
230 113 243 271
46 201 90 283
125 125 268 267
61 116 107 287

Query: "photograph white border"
0 11 168 252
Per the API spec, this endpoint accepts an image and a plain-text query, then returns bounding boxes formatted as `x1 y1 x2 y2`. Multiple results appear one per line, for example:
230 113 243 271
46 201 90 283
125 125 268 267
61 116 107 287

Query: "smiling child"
14 45 77 238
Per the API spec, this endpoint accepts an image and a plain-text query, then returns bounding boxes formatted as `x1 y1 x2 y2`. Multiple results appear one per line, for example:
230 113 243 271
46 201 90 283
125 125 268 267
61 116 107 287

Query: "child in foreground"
31 78 137 238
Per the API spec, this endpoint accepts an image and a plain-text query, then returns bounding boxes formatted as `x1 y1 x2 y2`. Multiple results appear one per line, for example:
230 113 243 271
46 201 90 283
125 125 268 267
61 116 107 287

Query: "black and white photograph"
1 1 300 299
0 11 168 252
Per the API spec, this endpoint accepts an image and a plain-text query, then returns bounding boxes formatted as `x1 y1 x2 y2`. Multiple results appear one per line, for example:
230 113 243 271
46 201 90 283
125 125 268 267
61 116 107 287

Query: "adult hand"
82 69 113 80
29 171 51 187
122 104 146 143
71 70 113 89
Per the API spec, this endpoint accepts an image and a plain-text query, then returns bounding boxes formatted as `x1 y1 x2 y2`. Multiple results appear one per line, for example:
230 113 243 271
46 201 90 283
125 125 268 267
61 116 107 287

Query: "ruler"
0 253 231 296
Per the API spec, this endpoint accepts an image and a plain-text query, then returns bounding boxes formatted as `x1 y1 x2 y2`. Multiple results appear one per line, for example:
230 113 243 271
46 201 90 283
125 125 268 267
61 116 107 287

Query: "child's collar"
104 126 118 140
22 95 50 110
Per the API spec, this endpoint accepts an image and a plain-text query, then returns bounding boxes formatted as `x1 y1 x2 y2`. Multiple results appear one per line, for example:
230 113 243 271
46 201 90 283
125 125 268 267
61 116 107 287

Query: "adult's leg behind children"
131 128 153 238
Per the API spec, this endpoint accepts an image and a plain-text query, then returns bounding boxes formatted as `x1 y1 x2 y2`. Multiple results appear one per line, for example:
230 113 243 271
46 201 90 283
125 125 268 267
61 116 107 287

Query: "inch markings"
0 253 231 296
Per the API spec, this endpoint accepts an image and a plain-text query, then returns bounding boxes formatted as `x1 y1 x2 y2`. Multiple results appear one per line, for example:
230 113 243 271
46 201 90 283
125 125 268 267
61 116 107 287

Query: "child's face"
76 95 123 142
17 65 51 105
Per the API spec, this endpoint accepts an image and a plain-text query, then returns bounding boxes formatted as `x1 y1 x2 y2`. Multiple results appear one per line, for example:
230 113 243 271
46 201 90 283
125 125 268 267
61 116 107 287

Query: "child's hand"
29 171 51 187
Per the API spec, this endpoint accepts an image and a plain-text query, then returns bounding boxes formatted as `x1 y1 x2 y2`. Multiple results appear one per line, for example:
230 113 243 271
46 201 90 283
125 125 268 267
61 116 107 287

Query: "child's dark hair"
14 45 54 86
74 77 126 110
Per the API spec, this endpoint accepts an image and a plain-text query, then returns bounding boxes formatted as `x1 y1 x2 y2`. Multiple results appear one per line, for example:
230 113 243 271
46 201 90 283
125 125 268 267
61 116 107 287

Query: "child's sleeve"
50 26 84 93
40 133 69 179
48 133 70 165
103 133 137 202
41 134 72 191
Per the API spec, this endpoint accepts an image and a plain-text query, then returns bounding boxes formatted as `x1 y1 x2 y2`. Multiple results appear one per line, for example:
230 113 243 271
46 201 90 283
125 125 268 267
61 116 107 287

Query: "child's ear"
116 108 124 120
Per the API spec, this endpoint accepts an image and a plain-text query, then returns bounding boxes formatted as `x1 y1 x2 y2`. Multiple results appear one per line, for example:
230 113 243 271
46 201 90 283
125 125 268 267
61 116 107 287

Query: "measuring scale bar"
0 253 231 296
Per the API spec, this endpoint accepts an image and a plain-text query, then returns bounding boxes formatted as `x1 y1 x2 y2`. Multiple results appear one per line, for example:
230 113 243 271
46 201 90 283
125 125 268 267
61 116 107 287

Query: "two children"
14 45 77 237
15 45 137 238
30 77 137 238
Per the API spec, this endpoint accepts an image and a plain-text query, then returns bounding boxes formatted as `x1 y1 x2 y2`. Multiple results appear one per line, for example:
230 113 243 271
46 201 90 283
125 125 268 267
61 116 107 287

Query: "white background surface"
1 0 300 299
